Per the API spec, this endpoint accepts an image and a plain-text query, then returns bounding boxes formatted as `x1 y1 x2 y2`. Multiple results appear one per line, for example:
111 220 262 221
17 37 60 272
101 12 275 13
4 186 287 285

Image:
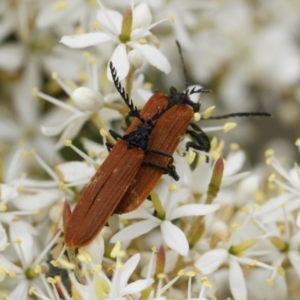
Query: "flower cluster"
0 1 300 300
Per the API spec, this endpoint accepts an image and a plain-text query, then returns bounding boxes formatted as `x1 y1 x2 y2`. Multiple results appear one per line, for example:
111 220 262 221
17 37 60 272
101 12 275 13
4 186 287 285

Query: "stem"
66 247 86 285
188 158 224 247
125 64 135 99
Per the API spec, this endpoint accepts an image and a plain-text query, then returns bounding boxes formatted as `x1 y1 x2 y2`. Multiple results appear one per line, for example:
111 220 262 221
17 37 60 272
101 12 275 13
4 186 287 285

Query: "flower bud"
71 87 104 112
63 200 72 231
128 49 143 69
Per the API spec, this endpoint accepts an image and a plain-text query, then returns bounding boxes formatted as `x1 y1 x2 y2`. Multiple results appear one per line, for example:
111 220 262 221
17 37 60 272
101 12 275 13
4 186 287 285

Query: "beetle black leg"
142 161 179 181
106 142 114 152
146 149 174 163
189 122 202 132
109 129 124 141
186 127 210 152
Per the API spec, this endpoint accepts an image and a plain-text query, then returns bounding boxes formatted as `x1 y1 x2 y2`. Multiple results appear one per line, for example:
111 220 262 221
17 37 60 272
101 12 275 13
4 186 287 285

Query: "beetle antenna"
175 40 189 91
189 86 211 95
148 103 170 123
206 112 271 120
109 62 142 121
176 41 211 97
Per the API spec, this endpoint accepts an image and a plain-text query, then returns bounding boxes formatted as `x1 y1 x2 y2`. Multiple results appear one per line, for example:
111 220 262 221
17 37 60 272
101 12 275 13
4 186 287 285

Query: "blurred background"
0 0 299 173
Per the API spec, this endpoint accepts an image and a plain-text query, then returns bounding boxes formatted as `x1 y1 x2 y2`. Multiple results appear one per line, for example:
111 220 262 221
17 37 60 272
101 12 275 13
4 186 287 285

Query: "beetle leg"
109 129 124 141
189 122 202 132
142 161 179 181
106 142 114 152
186 127 210 152
146 149 174 163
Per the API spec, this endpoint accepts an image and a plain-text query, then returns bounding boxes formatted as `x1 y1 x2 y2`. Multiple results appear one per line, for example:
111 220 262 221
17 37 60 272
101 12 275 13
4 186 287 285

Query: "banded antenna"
110 61 169 123
206 112 271 120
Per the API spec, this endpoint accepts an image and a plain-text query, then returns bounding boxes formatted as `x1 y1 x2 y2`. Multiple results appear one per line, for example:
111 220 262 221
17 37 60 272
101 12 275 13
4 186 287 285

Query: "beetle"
108 62 209 214
64 85 179 249
112 42 270 214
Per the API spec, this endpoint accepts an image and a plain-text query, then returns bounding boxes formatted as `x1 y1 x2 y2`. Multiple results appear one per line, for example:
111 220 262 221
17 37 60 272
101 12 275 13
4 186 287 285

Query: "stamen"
53 1 68 11
33 90 80 114
230 143 240 151
168 185 177 192
186 271 195 299
194 112 201 122
14 239 27 269
111 241 122 258
158 273 182 296
188 151 196 165
64 140 95 165
203 106 215 119
273 178 300 197
223 122 237 133
131 17 170 40
32 229 63 266
146 247 157 279
100 128 108 146
51 73 73 96
155 273 166 298
138 39 147 45
31 151 60 182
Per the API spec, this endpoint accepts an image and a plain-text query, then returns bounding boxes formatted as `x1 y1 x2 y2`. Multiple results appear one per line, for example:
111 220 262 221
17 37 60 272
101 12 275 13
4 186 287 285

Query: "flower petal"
97 9 123 36
54 114 89 149
41 113 85 136
12 190 63 210
224 150 246 176
194 249 227 274
0 184 18 203
229 258 247 300
6 280 28 300
0 224 7 251
222 171 250 187
9 220 38 268
169 203 220 220
0 43 24 70
60 32 111 48
107 43 130 81
56 161 95 183
110 219 160 243
119 206 158 221
120 253 140 288
129 42 171 74
121 278 154 296
297 211 300 229
36 0 82 28
160 220 189 256
288 251 300 278
82 235 104 265
192 162 213 194
0 253 22 276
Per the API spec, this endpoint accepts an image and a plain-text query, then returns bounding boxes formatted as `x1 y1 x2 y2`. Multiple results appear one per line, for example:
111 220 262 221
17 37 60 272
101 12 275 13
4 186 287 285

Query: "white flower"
264 148 300 225
111 180 220 256
0 219 62 299
61 2 171 80
71 245 154 299
36 82 111 150
194 236 275 299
